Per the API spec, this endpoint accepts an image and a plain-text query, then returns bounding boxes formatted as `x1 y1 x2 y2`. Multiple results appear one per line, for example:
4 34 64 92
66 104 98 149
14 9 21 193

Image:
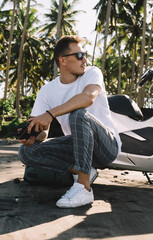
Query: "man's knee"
18 144 30 165
69 109 86 124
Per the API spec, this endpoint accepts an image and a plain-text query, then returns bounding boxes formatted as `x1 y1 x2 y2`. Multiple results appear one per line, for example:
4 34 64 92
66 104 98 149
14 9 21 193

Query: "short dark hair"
54 35 83 67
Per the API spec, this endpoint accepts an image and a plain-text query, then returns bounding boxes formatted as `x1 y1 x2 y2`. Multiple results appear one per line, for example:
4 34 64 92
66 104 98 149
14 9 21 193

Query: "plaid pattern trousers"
18 109 118 175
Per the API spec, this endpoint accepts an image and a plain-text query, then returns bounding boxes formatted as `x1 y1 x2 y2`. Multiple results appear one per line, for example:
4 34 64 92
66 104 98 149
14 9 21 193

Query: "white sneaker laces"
62 184 83 200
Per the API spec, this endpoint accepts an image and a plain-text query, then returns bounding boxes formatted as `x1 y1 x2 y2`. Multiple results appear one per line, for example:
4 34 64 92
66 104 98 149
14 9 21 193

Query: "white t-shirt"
31 66 121 154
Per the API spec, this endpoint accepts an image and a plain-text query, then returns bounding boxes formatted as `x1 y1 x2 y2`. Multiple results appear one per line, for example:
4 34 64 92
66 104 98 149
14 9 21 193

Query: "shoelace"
62 184 83 200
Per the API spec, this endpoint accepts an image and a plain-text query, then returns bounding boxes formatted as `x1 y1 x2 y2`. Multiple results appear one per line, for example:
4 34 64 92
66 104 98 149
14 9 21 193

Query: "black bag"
24 166 73 186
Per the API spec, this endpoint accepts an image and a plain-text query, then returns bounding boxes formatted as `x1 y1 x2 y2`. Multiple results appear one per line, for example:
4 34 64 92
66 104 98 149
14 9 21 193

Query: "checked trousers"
18 109 118 175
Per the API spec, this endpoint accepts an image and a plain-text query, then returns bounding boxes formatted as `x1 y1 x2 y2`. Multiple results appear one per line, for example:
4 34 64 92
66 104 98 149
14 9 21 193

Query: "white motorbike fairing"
108 95 153 172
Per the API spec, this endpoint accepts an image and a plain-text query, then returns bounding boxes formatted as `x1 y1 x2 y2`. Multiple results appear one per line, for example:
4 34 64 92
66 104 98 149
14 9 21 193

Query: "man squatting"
18 35 121 208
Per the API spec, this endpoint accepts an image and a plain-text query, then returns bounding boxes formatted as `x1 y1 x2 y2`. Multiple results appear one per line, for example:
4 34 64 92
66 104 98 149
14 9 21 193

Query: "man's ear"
59 56 67 66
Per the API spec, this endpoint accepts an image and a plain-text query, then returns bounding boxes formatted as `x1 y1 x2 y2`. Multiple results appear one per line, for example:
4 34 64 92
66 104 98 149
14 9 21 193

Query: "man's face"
62 42 87 77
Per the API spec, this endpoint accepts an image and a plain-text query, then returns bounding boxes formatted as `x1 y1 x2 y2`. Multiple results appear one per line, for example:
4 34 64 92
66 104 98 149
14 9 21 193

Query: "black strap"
46 110 55 120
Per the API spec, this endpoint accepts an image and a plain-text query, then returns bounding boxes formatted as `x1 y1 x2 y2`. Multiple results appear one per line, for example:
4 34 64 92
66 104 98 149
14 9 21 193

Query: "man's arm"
27 84 101 134
51 84 101 117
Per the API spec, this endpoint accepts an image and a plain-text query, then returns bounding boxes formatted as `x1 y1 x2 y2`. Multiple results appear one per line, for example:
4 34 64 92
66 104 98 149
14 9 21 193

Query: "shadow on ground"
1 142 153 239
0 179 153 239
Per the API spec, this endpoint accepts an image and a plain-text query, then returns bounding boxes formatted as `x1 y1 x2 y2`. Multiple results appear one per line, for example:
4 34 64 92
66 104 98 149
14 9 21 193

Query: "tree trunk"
21 54 24 96
92 30 98 66
16 0 30 118
3 0 17 100
145 15 153 70
138 0 147 108
53 0 63 78
129 38 137 98
101 0 112 72
114 16 121 94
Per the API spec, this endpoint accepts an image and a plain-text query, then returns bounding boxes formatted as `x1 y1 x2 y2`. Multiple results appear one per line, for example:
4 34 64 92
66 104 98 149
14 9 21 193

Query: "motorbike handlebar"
138 69 153 87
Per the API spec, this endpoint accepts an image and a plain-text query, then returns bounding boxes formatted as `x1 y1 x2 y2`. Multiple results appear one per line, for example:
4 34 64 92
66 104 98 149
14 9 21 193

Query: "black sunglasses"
62 52 87 60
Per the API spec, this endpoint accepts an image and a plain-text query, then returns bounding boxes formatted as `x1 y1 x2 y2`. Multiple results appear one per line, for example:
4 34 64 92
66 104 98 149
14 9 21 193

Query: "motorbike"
108 68 153 183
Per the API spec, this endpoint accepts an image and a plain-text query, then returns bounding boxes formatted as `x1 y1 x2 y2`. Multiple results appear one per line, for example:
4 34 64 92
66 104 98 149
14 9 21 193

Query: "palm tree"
23 36 51 95
3 0 17 100
0 9 12 71
94 0 123 92
138 0 147 108
41 0 80 38
109 1 123 94
92 30 98 66
1 0 26 100
53 0 63 78
40 0 81 78
95 0 146 98
16 0 31 118
56 0 63 39
101 0 112 72
145 14 153 70
120 1 145 98
6 6 51 97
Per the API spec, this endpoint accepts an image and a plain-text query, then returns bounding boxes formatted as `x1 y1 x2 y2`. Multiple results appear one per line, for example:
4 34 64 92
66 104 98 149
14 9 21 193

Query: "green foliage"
0 97 16 117
0 117 26 139
20 94 36 117
0 94 36 138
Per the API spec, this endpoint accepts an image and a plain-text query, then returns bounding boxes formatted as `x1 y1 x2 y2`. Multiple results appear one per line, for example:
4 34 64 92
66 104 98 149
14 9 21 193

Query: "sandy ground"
0 140 153 240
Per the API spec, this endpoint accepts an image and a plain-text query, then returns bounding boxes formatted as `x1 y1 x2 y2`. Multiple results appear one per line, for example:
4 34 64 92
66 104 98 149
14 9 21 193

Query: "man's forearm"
50 93 90 117
49 85 101 118
26 84 101 135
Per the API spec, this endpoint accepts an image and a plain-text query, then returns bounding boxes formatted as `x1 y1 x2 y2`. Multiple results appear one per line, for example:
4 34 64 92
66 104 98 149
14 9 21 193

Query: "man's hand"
18 135 36 146
27 112 53 134
18 112 52 146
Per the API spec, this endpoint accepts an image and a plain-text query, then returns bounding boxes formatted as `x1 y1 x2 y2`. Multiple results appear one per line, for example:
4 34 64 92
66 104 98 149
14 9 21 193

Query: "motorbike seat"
108 94 143 120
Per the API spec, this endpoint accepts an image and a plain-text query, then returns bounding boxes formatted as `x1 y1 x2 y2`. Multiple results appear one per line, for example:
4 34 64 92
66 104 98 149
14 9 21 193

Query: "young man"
18 35 121 208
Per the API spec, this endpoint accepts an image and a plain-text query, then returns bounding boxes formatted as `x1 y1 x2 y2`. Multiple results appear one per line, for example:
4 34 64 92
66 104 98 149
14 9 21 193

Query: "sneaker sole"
56 200 93 208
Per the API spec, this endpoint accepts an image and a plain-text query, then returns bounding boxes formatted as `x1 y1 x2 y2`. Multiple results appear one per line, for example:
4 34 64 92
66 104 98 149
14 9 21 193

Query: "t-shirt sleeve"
30 87 51 116
83 66 104 90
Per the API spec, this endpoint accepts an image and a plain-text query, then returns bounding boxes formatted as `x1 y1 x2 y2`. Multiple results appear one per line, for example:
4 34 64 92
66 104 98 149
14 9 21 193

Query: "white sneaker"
56 182 94 208
73 167 98 184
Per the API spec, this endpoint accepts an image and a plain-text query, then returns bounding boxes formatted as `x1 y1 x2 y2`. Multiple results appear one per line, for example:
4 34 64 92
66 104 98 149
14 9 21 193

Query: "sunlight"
0 215 84 240
86 200 112 215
